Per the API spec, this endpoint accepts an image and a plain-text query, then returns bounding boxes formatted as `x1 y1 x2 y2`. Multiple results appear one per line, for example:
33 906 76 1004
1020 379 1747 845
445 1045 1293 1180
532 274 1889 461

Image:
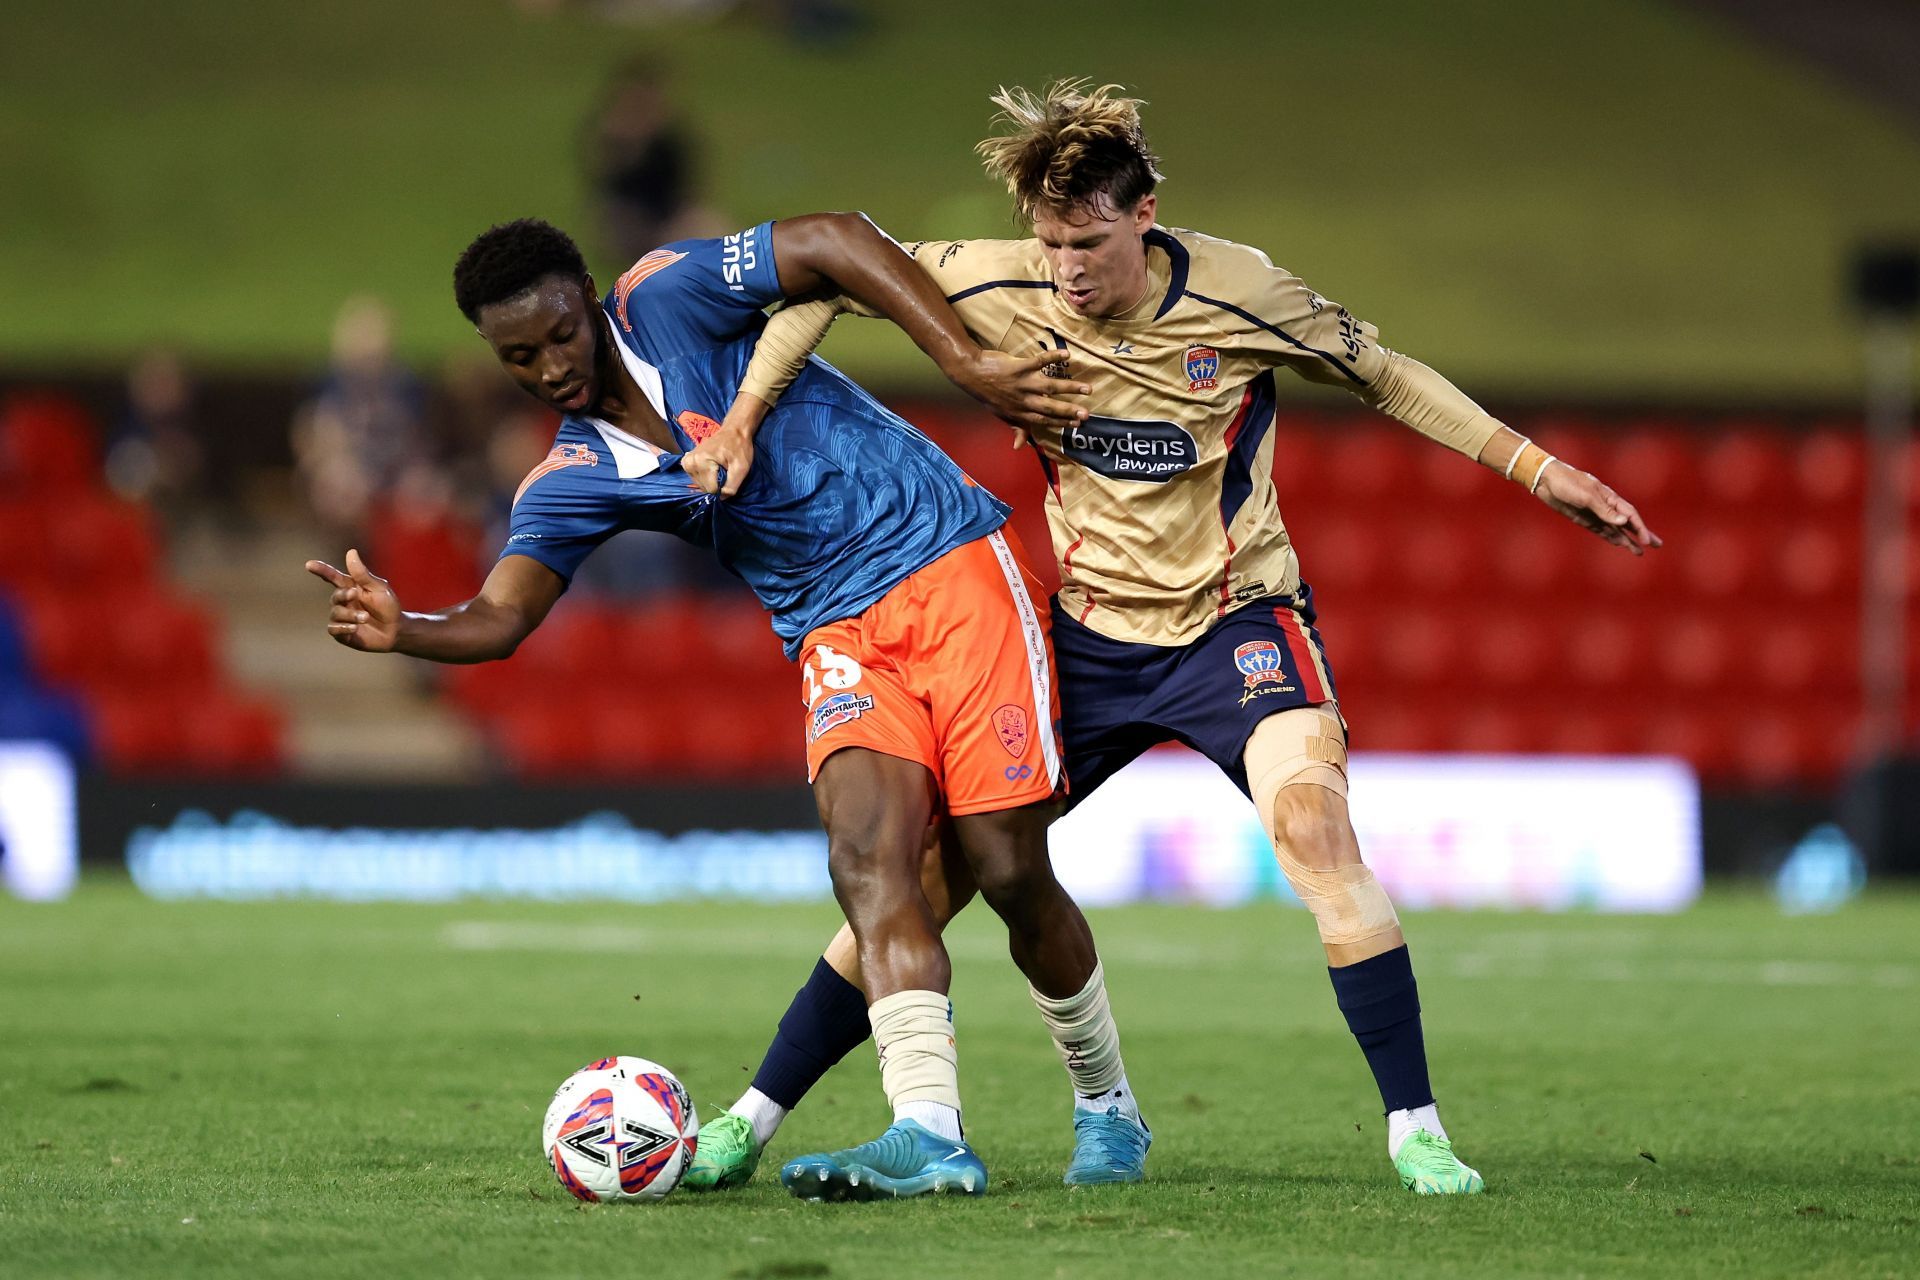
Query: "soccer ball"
541 1056 698 1202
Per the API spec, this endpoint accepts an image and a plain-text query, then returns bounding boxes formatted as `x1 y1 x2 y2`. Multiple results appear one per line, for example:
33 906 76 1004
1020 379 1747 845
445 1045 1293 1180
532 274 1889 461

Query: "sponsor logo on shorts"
1060 416 1198 484
1185 344 1219 393
992 704 1029 757
1234 639 1297 707
810 691 875 741
1004 764 1034 781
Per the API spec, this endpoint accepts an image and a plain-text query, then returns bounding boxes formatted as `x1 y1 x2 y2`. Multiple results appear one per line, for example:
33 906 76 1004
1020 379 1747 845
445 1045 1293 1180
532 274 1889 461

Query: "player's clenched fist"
304 548 403 651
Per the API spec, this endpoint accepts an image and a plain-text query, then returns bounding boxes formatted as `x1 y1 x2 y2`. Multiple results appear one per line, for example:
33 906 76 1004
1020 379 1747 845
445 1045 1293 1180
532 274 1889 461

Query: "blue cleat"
779 1120 989 1201
1063 1105 1152 1185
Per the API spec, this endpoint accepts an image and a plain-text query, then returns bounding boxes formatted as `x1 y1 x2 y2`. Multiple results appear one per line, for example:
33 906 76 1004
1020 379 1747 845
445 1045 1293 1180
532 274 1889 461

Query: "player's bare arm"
765 214 1089 428
303 549 563 662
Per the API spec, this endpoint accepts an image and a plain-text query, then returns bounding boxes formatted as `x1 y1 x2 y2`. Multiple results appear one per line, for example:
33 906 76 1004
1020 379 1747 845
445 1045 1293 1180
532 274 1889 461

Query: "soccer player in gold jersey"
685 80 1659 1196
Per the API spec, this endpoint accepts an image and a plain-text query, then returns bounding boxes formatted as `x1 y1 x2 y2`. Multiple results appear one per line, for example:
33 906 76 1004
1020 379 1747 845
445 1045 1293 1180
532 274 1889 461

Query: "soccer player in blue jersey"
304 212 1152 1199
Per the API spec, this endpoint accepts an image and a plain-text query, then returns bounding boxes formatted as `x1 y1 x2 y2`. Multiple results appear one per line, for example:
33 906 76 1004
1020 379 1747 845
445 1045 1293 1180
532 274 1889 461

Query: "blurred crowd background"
2 0 1917 875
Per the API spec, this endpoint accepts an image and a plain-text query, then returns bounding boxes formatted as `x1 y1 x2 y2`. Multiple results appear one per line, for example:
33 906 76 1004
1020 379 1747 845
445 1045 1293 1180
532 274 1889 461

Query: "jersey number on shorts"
803 644 863 707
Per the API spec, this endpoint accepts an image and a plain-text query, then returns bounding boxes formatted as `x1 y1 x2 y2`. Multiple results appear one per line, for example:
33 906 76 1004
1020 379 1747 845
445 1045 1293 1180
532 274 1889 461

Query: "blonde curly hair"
975 78 1164 223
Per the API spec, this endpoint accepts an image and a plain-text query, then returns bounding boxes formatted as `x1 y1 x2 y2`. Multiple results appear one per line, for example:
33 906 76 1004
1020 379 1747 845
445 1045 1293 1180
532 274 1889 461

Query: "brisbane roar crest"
513 442 600 506
1185 344 1219 393
992 704 1029 757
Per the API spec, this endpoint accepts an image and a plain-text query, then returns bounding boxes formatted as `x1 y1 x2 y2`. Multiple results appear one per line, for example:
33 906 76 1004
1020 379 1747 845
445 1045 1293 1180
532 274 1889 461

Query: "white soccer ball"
541 1056 698 1202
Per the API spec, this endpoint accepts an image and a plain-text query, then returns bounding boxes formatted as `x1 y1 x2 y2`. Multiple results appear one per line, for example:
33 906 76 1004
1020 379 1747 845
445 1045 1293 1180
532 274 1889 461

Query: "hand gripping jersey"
501 222 1009 657
745 227 1505 648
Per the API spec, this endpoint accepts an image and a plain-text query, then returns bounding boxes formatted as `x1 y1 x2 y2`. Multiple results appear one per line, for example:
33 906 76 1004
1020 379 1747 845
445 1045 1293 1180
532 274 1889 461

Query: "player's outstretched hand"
1536 463 1663 556
686 423 755 499
954 348 1091 437
304 548 403 651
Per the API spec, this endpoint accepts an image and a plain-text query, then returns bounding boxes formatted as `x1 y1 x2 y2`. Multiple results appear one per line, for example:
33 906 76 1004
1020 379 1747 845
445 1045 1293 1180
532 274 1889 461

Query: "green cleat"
1394 1130 1483 1195
682 1111 761 1191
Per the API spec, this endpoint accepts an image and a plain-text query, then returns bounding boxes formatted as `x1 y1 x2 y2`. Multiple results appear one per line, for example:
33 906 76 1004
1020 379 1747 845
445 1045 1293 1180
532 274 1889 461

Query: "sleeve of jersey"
1239 264 1501 458
739 297 847 406
496 465 625 586
607 221 785 357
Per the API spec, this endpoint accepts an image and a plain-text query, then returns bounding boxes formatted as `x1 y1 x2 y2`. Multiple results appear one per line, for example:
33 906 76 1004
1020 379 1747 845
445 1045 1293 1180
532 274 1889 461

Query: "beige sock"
869 989 962 1122
1030 961 1136 1115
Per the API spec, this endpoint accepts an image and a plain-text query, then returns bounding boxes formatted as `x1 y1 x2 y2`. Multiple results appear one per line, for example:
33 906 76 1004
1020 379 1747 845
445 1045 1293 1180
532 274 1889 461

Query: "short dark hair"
452 218 589 322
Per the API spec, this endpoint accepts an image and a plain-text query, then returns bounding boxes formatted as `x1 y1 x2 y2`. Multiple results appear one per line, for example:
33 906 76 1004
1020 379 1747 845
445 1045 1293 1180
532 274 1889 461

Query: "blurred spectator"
291 297 429 545
105 350 208 529
587 56 724 264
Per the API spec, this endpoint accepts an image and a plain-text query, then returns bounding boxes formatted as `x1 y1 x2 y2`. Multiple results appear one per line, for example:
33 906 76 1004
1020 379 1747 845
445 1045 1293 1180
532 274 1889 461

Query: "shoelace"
834 1126 923 1174
1074 1106 1147 1164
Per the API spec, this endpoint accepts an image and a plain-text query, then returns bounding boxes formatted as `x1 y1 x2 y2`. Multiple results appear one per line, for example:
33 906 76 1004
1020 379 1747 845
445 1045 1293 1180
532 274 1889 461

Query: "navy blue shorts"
1052 587 1340 803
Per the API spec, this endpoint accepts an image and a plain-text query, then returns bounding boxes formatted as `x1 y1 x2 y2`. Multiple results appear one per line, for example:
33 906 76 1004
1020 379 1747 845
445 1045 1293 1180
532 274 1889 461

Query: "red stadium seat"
612 595 707 680
41 493 160 588
1793 427 1864 509
0 391 101 493
98 588 220 689
1394 521 1481 596
1321 427 1416 502
1780 523 1855 604
1451 706 1537 755
1679 524 1760 599
441 660 523 718
0 502 55 593
1299 515 1387 595
1606 427 1687 506
367 502 483 611
1564 614 1653 690
1471 611 1557 690
1542 705 1638 757
1654 613 1737 695
508 601 620 680
1700 427 1791 510
1376 606 1463 686
1489 521 1579 600
494 697 608 778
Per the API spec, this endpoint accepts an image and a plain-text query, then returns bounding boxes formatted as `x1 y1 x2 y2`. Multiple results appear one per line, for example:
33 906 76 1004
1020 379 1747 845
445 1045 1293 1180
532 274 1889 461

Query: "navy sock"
749 957 872 1109
1327 945 1435 1114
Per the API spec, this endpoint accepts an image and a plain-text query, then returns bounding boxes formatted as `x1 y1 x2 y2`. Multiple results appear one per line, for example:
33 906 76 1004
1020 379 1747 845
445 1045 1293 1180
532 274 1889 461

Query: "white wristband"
1530 455 1558 494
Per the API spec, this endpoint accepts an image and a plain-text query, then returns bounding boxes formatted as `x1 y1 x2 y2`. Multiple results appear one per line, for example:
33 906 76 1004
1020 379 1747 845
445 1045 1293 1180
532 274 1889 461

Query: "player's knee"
826 831 917 912
1270 784 1358 871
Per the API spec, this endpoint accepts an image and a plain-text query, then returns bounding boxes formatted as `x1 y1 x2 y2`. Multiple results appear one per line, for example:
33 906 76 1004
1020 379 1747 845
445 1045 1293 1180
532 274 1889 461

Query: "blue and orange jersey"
500 221 1009 657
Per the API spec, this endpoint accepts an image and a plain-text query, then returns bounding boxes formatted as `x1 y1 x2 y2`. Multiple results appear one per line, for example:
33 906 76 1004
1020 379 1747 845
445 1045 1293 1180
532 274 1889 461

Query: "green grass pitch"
3 882 1916 1278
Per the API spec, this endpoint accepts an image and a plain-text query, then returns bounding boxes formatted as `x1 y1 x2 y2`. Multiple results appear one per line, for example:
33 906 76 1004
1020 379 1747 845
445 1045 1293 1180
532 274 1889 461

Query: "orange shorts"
800 525 1062 815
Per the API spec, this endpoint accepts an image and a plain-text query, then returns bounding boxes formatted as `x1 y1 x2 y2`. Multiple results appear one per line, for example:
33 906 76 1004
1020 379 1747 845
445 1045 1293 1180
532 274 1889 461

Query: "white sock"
727 1086 788 1150
1074 1072 1140 1120
1028 961 1140 1122
1387 1102 1447 1158
896 1099 963 1142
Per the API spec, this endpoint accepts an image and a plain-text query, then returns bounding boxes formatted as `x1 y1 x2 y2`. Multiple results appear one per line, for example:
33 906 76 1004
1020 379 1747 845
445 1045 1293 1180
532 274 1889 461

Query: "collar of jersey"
577 329 687 479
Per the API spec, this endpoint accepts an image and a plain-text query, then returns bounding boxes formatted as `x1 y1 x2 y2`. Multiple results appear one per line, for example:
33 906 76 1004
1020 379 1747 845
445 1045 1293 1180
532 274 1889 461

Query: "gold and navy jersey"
747 226 1505 647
